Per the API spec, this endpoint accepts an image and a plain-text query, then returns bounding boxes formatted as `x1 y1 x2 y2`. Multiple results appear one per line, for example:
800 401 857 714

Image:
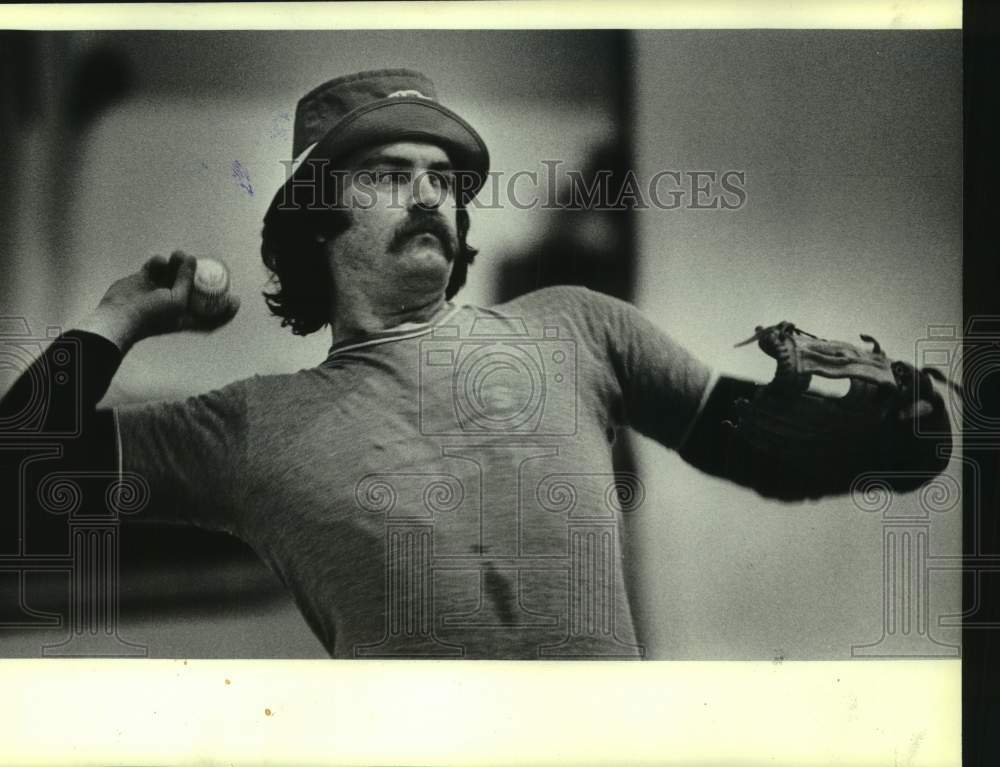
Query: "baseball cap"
266 68 490 215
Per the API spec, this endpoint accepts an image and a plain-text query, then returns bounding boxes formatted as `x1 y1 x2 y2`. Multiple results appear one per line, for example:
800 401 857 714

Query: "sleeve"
0 329 122 439
114 381 249 534
1 330 122 554
544 286 715 450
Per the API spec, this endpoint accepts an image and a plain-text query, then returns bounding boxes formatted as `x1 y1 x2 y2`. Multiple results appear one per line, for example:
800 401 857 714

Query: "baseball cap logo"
387 89 431 100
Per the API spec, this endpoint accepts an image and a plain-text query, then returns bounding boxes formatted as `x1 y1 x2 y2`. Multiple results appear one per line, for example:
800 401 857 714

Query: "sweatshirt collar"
323 302 463 363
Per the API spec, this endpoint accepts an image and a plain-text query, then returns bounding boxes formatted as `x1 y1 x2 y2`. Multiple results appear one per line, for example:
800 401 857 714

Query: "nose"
410 171 444 210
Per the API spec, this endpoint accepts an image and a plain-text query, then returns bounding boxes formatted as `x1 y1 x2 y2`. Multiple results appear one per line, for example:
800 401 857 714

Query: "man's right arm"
0 251 240 507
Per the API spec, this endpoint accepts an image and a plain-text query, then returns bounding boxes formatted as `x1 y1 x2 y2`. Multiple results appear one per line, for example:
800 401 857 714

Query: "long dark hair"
261 188 478 337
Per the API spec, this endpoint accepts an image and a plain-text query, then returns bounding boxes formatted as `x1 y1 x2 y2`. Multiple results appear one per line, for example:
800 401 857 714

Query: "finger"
165 250 192 288
169 251 198 305
141 255 170 285
165 250 185 281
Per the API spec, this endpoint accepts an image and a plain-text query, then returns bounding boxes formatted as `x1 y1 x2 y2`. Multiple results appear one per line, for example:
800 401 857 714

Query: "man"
0 69 951 659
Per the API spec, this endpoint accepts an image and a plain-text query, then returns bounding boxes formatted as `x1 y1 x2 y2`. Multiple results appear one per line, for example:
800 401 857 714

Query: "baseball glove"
690 322 956 500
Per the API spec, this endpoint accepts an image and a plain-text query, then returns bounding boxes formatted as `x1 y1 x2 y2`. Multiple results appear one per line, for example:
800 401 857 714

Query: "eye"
435 170 455 191
422 170 454 194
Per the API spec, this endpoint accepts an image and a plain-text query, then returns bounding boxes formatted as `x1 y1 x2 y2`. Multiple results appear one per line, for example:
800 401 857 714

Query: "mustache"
389 212 458 260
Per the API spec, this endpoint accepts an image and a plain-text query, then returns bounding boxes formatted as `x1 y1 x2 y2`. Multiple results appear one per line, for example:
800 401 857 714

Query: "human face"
326 141 460 308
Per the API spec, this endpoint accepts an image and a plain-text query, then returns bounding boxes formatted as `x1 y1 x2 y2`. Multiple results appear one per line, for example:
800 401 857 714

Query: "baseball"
189 257 231 317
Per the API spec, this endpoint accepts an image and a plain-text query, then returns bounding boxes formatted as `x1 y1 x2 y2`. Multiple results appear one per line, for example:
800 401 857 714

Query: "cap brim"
267 97 489 215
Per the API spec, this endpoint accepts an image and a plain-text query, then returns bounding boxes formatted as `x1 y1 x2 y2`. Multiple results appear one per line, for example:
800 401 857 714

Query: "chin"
397 247 452 285
403 243 451 267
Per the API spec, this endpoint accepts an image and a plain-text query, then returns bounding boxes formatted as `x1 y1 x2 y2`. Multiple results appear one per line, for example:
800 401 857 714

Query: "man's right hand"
75 251 241 351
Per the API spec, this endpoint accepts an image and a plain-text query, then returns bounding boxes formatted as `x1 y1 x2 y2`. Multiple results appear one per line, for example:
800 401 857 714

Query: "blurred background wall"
630 30 962 659
0 29 961 659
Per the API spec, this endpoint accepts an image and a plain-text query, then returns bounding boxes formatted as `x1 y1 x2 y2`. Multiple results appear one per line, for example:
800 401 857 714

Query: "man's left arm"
585 290 952 501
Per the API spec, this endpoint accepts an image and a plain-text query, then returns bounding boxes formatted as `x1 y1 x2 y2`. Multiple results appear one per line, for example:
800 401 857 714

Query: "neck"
329 290 449 346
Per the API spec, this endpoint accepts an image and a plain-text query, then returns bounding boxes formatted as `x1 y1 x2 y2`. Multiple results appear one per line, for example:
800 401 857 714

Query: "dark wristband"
679 375 759 480
0 330 124 433
1 329 123 555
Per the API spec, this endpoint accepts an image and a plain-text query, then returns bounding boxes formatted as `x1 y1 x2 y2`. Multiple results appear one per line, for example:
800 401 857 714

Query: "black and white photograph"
0 2 977 764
